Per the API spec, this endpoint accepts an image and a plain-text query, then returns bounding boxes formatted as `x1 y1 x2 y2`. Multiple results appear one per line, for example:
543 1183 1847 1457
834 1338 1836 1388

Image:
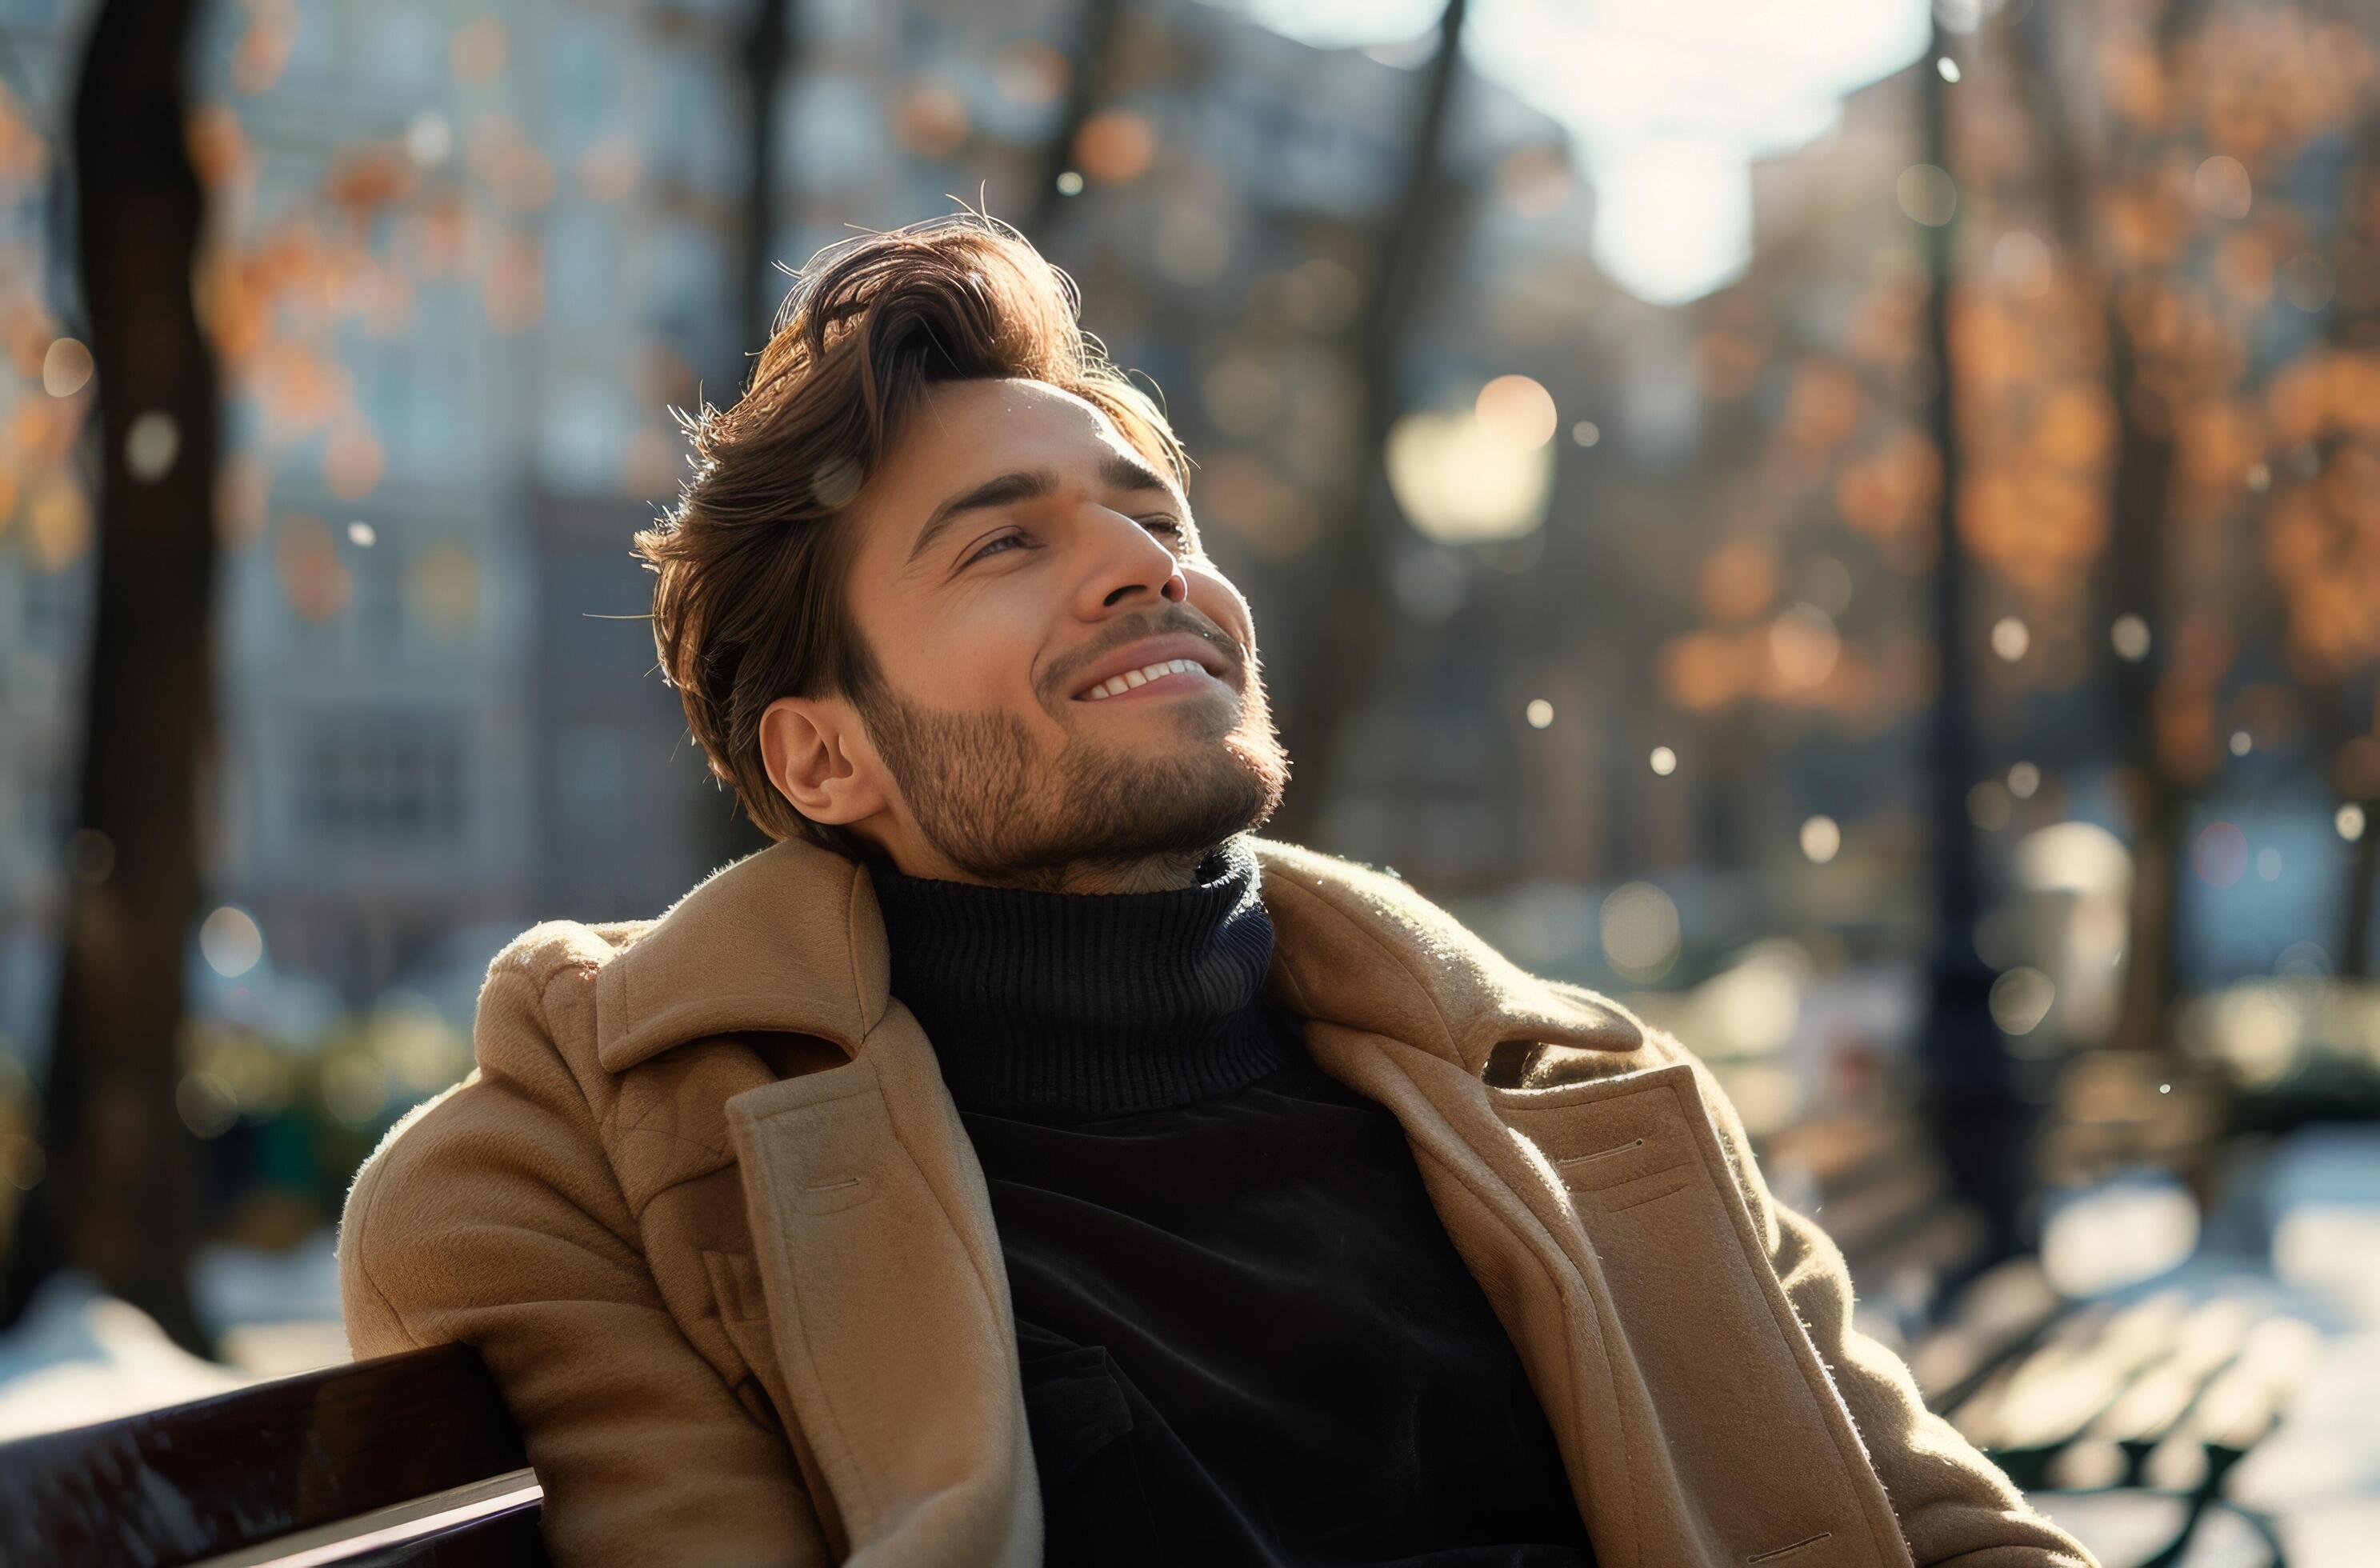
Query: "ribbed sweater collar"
863 835 1297 1118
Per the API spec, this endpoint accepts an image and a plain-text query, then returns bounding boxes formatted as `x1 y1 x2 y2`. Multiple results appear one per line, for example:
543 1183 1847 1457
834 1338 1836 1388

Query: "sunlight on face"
839 378 1290 886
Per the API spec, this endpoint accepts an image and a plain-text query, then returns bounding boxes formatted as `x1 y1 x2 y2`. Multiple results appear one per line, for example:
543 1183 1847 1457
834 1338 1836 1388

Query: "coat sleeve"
337 959 833 1568
1668 1044 2099 1568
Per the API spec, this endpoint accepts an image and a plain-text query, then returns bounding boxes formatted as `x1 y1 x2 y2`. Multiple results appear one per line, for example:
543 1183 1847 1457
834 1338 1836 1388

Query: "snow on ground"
0 1227 350 1441
0 1270 258 1441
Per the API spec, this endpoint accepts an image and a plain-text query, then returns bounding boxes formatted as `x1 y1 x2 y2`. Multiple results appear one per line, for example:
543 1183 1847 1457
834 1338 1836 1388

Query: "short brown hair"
633 213 1188 848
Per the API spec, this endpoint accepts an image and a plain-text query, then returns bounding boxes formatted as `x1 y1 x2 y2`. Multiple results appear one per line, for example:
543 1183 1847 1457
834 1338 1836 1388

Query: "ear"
760 694 889 826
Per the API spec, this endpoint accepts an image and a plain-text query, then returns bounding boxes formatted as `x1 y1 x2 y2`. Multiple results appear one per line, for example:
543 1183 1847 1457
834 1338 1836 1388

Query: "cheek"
1185 566 1256 651
914 594 1044 694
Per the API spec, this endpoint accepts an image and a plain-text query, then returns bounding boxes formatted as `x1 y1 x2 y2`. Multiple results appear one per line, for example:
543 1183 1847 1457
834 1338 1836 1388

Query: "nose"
1076 505 1190 614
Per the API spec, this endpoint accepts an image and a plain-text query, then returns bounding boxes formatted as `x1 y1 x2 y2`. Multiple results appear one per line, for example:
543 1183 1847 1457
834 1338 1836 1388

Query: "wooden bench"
1762 1107 2314 1566
0 1341 548 1567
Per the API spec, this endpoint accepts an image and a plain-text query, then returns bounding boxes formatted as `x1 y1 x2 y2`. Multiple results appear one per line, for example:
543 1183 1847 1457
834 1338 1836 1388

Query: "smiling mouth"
1077 657 1224 702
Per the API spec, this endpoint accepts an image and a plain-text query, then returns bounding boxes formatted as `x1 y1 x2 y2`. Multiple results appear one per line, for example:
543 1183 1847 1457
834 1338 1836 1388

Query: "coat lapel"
1255 843 1910 1567
599 838 1038 1563
723 1020 1038 1567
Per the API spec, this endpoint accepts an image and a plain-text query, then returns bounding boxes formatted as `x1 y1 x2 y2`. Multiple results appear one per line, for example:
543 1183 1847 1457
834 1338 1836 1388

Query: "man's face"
802 376 1290 890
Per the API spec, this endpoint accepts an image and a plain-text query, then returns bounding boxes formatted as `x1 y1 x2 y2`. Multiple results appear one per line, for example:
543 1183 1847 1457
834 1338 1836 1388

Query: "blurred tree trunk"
695 0 798 870
1033 0 1125 239
1918 19 2035 1274
2321 675 2378 979
1270 0 1467 844
2014 2 2189 1059
0 0 219 1352
2325 113 2380 982
2102 0 2205 1058
739 0 793 359
2101 318 2185 1054
2345 795 2378 980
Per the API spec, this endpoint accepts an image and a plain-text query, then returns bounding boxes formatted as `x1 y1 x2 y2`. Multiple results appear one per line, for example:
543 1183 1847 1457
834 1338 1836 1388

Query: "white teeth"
1082 658 1210 699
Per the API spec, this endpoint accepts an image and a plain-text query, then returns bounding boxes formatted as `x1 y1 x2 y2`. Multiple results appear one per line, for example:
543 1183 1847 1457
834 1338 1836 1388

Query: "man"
338 214 2096 1567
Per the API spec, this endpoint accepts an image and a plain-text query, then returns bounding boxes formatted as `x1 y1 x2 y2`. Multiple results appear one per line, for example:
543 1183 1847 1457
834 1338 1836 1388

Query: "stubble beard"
855 666 1291 890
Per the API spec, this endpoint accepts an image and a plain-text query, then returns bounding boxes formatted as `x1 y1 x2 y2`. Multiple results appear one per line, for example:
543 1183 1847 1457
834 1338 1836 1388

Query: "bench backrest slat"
0 1343 532 1568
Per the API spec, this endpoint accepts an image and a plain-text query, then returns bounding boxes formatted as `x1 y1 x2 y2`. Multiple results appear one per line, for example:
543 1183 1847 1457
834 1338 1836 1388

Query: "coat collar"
593 833 1645 1078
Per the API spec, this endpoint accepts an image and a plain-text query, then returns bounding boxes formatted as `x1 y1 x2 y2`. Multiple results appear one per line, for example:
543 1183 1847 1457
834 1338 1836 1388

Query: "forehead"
903 375 1114 447
858 377 1158 527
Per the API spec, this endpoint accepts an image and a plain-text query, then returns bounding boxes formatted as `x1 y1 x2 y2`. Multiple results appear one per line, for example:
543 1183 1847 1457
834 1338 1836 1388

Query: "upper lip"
1067 633 1234 700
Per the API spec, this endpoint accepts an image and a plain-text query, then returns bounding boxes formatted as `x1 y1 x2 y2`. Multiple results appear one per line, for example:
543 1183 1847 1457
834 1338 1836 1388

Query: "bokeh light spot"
1386 407 1555 542
321 1051 390 1128
1474 374 1558 448
1601 882 1680 982
2192 155 2252 221
1074 110 1155 185
1800 815 1841 863
126 411 179 482
1770 604 1841 687
199 906 264 978
1993 230 2052 298
1895 163 1956 226
42 338 93 398
2194 822 2250 888
450 18 508 82
1990 966 2055 1035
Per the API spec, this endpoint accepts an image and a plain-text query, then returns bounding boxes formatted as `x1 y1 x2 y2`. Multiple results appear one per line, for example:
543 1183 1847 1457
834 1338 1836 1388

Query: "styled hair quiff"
632 213 1188 848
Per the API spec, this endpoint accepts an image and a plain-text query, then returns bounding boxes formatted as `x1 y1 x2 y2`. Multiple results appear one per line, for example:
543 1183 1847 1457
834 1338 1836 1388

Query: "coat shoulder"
484 915 652 992
342 917 654 1278
338 919 656 1357
464 916 653 1075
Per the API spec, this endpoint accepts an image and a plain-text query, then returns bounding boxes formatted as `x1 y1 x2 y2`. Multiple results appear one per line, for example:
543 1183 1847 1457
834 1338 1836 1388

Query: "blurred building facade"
0 0 2369 1084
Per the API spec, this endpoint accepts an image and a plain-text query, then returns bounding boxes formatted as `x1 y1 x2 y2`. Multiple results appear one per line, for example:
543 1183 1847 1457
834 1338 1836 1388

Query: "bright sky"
1234 0 1933 306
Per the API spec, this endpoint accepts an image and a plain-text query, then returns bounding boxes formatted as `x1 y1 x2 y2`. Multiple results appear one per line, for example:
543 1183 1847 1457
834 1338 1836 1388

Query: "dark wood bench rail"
0 1342 548 1568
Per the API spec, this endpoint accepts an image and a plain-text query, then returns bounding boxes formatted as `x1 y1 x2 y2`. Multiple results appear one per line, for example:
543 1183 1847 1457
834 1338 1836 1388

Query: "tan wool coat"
338 834 2098 1568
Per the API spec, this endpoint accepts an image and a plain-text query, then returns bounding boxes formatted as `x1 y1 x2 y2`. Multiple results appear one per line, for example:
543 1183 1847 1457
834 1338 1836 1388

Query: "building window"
296 714 467 845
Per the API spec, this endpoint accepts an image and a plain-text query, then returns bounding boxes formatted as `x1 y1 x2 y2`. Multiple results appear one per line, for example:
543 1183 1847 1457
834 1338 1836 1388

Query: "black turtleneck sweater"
866 839 1597 1566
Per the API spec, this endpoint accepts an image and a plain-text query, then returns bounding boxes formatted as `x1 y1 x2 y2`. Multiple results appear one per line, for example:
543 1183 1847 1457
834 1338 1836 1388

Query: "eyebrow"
906 452 1179 567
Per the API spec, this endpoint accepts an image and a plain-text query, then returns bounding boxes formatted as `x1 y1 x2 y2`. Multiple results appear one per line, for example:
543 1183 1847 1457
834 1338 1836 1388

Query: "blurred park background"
0 0 2378 1559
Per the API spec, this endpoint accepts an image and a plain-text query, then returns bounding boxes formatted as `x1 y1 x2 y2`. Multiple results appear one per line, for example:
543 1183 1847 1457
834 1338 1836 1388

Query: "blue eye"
963 532 1026 566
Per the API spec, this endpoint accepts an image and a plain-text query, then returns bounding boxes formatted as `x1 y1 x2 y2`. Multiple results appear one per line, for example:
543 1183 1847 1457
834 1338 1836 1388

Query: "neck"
868 832 1213 895
996 849 1210 894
